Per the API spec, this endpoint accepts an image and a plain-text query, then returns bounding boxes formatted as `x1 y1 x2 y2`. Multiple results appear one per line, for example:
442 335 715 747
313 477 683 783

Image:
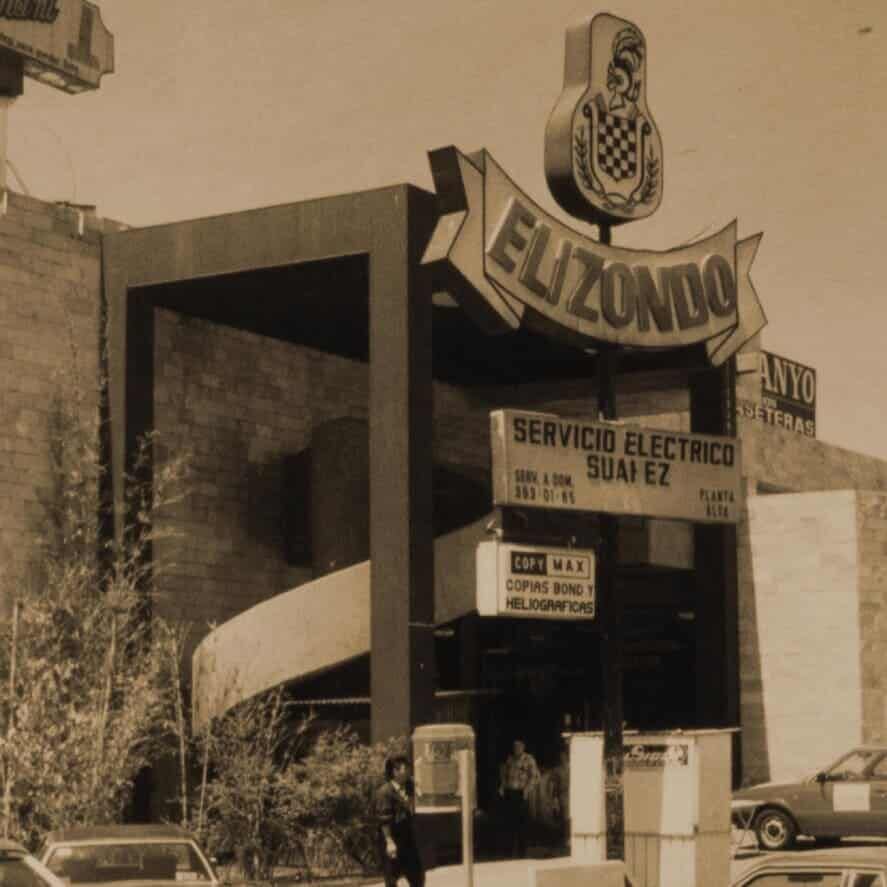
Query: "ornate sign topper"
422 147 765 366
0 0 114 93
545 13 663 225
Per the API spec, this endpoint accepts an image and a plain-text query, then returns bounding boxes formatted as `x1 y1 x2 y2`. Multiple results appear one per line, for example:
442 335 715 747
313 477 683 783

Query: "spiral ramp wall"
191 514 491 731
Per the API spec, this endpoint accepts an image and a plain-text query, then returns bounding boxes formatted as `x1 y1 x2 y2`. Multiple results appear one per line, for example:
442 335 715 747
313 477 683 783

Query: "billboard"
0 0 114 93
737 350 816 437
490 409 743 524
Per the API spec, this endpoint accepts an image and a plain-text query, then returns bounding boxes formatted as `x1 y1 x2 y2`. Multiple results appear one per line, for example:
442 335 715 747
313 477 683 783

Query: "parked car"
732 745 887 851
38 825 219 887
0 838 67 887
734 846 887 887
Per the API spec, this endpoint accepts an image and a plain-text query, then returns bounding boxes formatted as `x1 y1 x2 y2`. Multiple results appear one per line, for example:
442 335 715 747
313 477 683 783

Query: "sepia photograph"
0 2 885 887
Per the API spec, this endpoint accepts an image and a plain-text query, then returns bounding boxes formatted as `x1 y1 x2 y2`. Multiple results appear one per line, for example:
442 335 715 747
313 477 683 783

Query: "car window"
851 874 886 887
869 756 887 780
826 750 880 781
45 844 212 883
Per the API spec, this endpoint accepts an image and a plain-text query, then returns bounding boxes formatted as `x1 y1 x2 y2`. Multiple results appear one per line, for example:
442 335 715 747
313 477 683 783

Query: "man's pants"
381 840 424 887
503 788 530 858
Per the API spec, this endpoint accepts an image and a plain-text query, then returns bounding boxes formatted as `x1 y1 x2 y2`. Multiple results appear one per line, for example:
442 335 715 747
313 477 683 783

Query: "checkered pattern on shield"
596 112 638 181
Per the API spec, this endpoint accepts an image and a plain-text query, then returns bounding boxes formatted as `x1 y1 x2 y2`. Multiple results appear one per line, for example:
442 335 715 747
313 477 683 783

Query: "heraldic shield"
545 13 664 226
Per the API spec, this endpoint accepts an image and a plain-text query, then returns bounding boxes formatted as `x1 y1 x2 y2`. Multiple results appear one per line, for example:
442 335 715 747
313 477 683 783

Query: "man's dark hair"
384 754 410 780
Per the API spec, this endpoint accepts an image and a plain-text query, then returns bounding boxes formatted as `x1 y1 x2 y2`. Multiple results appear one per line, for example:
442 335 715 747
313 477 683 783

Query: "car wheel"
755 808 797 851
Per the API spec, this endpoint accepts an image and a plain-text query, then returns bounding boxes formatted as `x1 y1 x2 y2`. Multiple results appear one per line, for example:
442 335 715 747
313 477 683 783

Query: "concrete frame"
100 183 740 763
102 185 439 741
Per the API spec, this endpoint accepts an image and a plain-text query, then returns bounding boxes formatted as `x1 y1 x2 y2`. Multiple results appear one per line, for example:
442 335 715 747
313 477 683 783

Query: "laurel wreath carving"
574 127 659 213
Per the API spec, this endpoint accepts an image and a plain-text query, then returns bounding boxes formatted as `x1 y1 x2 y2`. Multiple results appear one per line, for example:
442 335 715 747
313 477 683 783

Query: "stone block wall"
0 192 120 609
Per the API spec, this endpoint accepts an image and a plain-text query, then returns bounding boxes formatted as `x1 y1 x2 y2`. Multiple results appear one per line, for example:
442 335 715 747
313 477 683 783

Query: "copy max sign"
476 540 596 620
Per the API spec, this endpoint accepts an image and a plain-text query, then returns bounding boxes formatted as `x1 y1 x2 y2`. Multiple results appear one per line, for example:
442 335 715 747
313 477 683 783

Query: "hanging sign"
490 409 743 524
476 539 596 620
422 147 765 366
545 12 664 226
0 0 114 93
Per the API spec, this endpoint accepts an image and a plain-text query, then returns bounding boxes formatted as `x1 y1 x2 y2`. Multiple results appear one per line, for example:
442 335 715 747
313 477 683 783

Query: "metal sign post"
595 227 625 861
458 749 475 887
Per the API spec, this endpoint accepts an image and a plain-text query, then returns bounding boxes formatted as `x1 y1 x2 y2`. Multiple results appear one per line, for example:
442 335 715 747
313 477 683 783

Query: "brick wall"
0 193 118 610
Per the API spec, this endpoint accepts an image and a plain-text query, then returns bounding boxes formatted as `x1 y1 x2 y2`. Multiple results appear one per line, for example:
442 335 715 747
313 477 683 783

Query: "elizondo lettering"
485 197 737 336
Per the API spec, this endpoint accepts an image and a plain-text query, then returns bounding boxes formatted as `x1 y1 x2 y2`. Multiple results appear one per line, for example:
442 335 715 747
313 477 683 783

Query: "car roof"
744 847 887 870
43 825 196 845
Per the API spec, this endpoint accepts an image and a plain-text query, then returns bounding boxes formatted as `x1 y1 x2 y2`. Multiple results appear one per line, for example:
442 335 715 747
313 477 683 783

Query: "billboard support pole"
595 222 625 862
0 51 23 194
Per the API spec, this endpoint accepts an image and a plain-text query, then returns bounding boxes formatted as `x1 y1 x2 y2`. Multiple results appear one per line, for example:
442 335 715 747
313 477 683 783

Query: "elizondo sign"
422 147 765 367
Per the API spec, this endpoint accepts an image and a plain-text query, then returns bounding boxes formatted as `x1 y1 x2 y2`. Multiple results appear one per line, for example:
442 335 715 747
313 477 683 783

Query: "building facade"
1 186 886 820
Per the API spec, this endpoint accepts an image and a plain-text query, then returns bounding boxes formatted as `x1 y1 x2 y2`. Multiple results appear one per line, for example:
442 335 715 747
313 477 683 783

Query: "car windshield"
0 856 60 887
44 843 213 885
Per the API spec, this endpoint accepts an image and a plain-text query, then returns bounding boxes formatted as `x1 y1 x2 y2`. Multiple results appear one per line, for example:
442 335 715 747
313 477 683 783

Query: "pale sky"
8 0 886 459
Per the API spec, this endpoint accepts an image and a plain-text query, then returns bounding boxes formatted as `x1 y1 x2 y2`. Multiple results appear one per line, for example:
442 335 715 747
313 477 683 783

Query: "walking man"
376 754 425 887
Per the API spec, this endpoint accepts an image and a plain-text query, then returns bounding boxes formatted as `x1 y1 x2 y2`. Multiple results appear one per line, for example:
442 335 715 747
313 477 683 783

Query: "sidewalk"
363 846 764 887
365 857 572 887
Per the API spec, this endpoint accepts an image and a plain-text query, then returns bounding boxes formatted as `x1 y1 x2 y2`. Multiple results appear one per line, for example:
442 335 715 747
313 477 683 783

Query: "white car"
39 825 219 887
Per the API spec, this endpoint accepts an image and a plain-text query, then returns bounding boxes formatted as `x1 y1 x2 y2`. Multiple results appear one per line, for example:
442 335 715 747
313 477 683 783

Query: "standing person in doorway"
550 745 571 851
498 738 540 858
376 754 425 887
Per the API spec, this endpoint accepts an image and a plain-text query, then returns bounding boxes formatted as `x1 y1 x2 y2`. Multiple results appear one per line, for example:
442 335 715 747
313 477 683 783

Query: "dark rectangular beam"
690 360 741 784
369 188 438 740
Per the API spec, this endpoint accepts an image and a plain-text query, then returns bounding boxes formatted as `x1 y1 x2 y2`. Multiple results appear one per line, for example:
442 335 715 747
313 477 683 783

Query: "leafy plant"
0 343 190 847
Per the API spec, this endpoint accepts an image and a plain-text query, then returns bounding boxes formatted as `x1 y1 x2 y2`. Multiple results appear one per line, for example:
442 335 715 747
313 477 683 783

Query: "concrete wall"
742 418 887 495
857 492 887 745
742 490 862 783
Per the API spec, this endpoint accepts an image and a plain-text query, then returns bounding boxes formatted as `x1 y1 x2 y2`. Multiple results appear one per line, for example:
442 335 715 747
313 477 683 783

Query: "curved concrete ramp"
192 515 492 730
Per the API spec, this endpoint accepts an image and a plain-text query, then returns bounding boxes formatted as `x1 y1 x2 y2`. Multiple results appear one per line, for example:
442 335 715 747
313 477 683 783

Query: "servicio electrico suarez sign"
491 409 743 524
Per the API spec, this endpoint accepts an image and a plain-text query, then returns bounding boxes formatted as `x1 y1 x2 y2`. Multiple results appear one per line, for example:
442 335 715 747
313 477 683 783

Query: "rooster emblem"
545 13 663 225
607 28 643 110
